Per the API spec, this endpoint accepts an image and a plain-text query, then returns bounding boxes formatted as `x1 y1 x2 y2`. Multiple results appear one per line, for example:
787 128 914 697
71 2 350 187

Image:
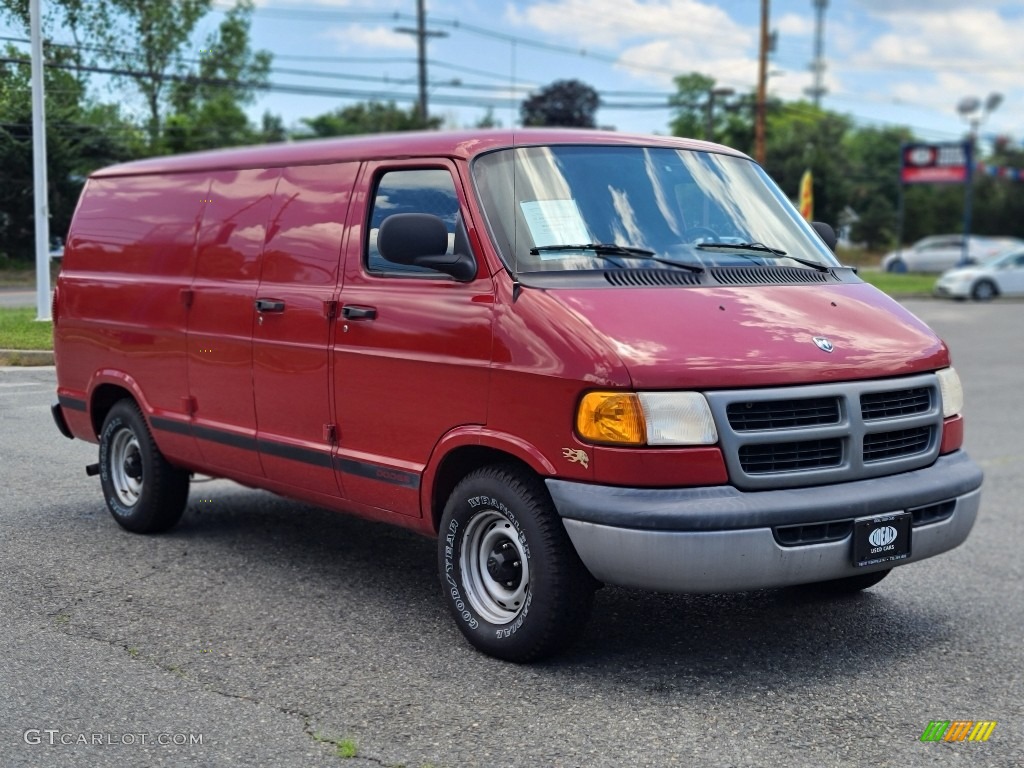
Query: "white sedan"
881 235 1020 273
934 247 1024 301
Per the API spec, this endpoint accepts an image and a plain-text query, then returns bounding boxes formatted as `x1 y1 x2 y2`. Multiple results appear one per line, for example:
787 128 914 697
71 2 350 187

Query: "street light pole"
30 0 51 321
956 93 1002 265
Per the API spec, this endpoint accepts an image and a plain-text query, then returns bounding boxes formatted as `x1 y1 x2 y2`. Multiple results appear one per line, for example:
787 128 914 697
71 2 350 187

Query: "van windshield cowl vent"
603 269 702 287
710 266 831 285
601 265 837 288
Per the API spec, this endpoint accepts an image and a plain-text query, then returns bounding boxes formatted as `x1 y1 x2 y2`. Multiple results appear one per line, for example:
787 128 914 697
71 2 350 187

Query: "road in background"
0 289 36 308
1 299 1021 767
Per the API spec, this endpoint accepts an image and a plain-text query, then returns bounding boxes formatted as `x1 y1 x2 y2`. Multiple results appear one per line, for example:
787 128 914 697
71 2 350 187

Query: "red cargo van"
52 129 983 661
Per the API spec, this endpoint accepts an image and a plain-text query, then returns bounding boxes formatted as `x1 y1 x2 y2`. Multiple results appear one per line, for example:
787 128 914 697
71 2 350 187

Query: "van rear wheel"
438 464 595 662
98 400 189 533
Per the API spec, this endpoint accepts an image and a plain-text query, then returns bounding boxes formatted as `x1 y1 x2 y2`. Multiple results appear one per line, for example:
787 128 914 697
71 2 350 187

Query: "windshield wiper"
530 243 704 273
695 241 830 273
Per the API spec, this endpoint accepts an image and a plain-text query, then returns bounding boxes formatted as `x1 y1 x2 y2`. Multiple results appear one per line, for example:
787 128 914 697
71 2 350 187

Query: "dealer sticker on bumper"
853 512 912 567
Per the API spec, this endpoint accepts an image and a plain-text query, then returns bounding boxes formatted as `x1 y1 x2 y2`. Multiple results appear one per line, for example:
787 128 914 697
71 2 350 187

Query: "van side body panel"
252 162 357 498
188 167 280 478
57 173 207 460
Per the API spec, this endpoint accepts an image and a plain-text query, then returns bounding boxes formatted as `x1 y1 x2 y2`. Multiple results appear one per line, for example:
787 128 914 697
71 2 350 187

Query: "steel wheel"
460 508 531 625
109 427 144 508
99 400 189 533
438 464 596 661
972 279 997 301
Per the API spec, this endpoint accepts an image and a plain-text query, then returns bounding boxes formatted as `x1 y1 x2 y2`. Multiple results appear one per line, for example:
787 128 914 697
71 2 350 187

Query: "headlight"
936 367 963 417
576 391 718 446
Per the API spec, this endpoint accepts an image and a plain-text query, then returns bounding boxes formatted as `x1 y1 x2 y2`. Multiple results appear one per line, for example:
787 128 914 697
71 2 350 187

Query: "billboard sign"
901 142 972 184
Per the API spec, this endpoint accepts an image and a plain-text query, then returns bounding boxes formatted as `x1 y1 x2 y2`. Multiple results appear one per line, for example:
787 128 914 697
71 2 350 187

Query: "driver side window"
366 169 458 275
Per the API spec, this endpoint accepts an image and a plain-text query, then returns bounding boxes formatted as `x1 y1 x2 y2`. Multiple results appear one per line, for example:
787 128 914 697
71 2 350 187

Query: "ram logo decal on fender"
562 448 589 469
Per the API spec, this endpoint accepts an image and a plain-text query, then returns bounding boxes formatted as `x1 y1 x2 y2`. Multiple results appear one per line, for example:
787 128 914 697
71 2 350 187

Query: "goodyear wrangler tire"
98 400 189 534
438 464 595 662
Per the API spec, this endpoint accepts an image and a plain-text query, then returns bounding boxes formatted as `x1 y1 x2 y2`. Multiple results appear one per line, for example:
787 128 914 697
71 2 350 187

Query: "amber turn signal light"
576 392 646 445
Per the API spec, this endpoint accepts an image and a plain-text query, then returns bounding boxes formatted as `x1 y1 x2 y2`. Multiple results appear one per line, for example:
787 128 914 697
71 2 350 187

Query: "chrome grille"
705 374 943 490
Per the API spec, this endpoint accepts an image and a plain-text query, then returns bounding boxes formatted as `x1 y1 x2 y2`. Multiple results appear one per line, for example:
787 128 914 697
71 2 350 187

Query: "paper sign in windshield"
520 199 591 257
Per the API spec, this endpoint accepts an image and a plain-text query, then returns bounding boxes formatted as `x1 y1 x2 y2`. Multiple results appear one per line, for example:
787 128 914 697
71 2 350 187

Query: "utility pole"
754 0 769 164
806 0 828 107
395 0 447 124
30 0 51 321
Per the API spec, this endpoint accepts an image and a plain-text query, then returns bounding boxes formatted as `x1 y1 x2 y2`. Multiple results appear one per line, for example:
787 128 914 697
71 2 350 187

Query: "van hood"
550 283 948 389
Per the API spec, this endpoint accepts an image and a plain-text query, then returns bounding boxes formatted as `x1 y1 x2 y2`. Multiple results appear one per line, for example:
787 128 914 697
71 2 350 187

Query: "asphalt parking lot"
1 298 1022 768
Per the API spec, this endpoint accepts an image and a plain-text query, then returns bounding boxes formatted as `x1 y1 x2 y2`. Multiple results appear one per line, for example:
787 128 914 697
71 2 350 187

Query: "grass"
0 307 53 350
336 739 358 759
858 271 938 297
311 732 358 760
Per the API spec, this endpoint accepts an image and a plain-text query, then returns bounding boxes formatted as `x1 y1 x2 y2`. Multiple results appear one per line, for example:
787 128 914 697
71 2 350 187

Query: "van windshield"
471 145 839 274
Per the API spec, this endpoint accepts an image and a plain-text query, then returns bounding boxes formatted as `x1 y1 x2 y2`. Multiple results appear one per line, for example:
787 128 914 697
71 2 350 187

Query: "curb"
0 348 54 366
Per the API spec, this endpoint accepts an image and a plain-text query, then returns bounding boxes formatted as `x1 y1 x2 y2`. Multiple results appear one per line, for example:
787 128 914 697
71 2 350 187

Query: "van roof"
90 128 748 178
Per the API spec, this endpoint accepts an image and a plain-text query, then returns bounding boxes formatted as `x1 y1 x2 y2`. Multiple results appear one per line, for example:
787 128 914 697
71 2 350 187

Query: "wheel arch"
423 428 558 534
89 382 139 438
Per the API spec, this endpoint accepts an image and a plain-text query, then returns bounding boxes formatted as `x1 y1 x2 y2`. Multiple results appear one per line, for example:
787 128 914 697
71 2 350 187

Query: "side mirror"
377 213 477 282
811 221 837 252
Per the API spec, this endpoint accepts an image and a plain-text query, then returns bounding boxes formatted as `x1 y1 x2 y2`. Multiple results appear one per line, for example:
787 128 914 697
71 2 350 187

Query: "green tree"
668 72 714 139
763 103 853 228
97 0 213 147
475 107 501 129
843 125 911 247
296 101 440 138
0 45 135 262
520 79 599 128
164 0 271 152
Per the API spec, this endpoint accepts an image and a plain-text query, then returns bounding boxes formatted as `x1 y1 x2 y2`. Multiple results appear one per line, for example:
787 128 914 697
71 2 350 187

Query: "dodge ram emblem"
812 336 834 353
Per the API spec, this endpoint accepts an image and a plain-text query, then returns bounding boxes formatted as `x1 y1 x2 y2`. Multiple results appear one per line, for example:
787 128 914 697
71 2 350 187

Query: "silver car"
934 247 1024 300
881 234 1020 273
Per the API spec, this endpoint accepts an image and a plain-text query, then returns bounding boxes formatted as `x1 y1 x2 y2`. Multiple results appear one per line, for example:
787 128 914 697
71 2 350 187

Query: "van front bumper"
546 451 982 592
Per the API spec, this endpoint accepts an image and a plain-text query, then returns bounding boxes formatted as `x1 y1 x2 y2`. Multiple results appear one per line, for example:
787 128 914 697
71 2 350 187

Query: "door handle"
342 304 377 320
254 298 285 312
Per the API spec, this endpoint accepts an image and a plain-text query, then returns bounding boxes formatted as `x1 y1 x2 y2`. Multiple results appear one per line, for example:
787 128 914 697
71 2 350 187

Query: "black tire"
886 259 907 273
797 568 891 596
98 400 189 533
971 279 998 302
438 464 596 662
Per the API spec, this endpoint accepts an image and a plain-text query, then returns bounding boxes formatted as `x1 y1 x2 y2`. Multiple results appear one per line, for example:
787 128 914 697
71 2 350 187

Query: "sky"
9 0 1024 145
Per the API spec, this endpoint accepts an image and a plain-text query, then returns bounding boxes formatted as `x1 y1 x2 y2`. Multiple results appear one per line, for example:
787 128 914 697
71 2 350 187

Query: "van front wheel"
98 400 189 533
438 465 595 662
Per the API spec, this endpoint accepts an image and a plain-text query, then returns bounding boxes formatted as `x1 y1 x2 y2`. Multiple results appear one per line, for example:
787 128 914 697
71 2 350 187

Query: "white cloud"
503 0 758 95
504 0 751 50
254 0 377 6
320 24 417 52
776 13 814 37
840 7 1024 132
